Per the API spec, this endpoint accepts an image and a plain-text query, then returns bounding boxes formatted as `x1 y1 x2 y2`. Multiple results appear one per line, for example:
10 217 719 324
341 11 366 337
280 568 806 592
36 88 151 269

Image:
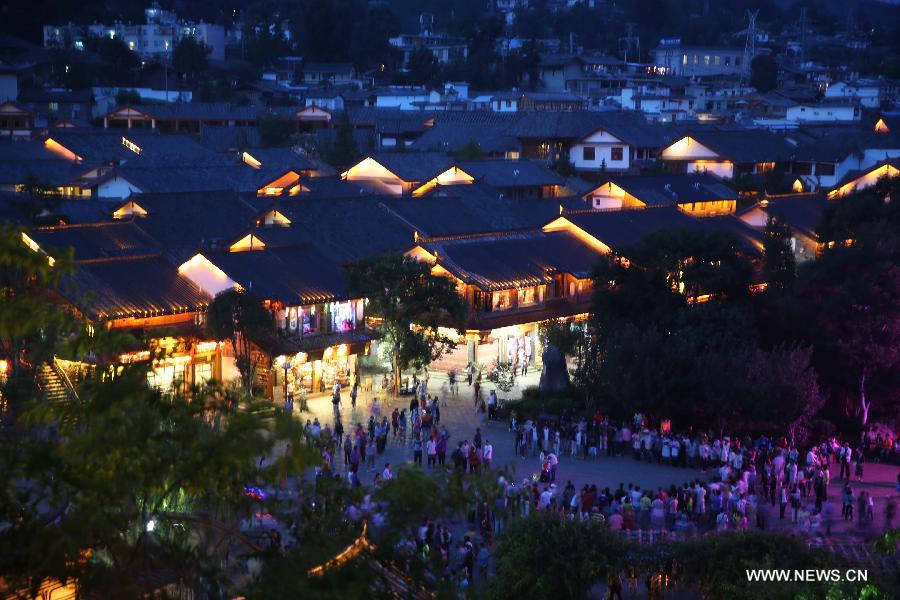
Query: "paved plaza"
292 369 900 543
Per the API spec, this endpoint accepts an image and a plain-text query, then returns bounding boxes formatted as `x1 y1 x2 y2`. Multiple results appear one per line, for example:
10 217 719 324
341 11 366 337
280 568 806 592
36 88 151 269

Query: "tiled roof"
107 102 264 121
458 159 565 188
599 174 739 206
420 230 603 291
29 221 159 263
208 246 346 304
369 151 456 182
683 129 795 164
198 125 261 153
120 191 260 263
60 255 211 320
759 193 828 239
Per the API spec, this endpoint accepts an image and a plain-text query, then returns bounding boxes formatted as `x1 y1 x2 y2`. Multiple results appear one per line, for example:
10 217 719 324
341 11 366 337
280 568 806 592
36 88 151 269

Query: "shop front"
271 341 369 403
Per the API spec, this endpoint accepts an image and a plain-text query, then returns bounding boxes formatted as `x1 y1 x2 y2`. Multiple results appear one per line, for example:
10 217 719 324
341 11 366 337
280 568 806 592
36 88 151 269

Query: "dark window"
611 147 624 161
582 146 595 161
792 162 813 175
816 163 836 176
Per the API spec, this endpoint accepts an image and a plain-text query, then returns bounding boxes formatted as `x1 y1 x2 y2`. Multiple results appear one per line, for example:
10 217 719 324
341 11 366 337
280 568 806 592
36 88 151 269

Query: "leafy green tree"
0 368 307 597
173 36 210 80
206 289 275 394
676 532 828 600
750 54 778 93
0 226 74 412
344 254 467 393
489 513 625 600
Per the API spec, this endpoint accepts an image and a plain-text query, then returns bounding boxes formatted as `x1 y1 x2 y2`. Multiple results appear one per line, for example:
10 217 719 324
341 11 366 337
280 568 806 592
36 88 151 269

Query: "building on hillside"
0 102 34 138
652 43 745 78
44 5 226 60
390 16 468 69
102 103 262 132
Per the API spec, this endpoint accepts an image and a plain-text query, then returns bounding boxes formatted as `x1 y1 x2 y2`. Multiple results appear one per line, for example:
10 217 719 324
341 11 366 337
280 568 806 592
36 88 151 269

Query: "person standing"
466 361 474 386
350 380 358 409
413 435 423 466
483 439 493 470
427 436 437 468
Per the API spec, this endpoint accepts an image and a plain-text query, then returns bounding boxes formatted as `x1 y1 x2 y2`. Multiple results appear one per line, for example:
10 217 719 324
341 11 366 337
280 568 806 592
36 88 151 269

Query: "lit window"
682 54 688 65
48 102 59 112
704 55 710 66
714 56 720 66
693 55 698 65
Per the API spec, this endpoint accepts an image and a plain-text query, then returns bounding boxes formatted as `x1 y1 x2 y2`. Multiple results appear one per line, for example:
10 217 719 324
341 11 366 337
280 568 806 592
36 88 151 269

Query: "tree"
325 112 359 167
750 54 778 93
92 36 140 74
206 289 274 394
452 139 483 162
405 46 441 87
0 367 307 596
489 513 625 600
173 36 210 80
115 88 141 105
344 255 467 394
762 217 795 291
0 226 74 413
257 113 294 147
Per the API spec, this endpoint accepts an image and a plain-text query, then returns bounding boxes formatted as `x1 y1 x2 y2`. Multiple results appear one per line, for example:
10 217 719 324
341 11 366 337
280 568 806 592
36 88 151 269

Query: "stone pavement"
292 369 900 542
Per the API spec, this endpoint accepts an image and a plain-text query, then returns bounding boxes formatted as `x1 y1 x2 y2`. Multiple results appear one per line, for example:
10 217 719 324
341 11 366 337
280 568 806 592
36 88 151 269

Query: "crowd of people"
504 412 898 536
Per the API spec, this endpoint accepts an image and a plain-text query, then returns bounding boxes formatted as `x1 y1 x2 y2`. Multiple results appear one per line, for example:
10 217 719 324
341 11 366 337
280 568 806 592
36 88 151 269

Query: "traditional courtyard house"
18 89 92 127
294 104 335 130
659 129 793 180
581 174 740 216
457 160 566 200
543 205 762 263
0 138 95 198
826 159 900 199
788 130 900 191
738 193 828 261
341 152 473 196
239 147 320 178
102 103 262 132
406 229 602 369
508 111 659 171
410 114 519 159
177 241 371 400
22 221 216 394
107 190 260 263
0 101 34 138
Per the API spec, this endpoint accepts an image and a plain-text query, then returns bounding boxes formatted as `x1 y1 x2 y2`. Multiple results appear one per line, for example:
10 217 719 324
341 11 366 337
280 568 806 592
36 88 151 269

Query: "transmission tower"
741 10 759 84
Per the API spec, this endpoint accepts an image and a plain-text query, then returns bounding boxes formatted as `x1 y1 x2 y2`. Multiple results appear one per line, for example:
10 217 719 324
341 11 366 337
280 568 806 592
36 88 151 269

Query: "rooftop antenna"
741 9 758 85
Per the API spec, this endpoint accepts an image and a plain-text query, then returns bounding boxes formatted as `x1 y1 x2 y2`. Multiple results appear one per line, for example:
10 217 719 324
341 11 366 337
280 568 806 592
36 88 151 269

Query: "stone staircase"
36 363 72 403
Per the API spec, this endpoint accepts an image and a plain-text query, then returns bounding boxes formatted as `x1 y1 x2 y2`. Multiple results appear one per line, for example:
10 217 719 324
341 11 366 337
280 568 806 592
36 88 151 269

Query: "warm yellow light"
792 179 804 193
242 151 262 169
44 138 83 162
121 136 142 155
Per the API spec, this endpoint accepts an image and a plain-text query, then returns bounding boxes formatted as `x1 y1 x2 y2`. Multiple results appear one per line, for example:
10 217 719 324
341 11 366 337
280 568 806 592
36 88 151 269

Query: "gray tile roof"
458 159 565 188
29 221 159 263
598 174 739 206
420 230 603 291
